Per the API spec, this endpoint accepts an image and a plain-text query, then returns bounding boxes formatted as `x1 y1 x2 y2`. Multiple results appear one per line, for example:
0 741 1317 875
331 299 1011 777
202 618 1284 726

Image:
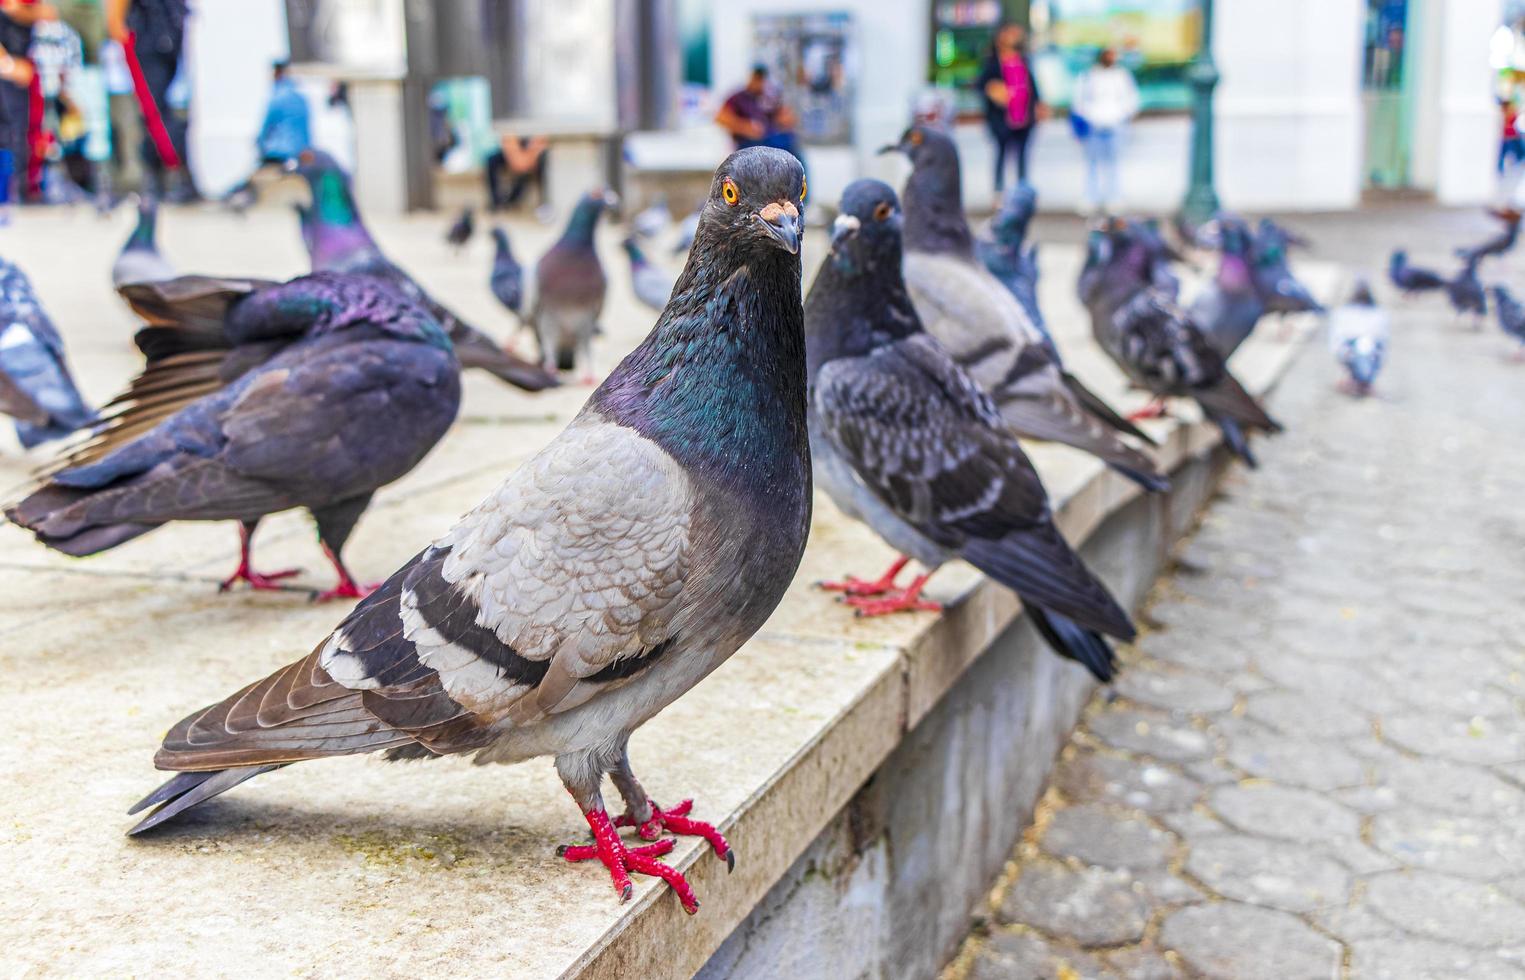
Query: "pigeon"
1328 279 1389 395
1490 284 1525 358
1079 220 1282 468
287 149 556 392
881 125 1166 492
622 236 677 312
1135 218 1184 299
489 226 524 316
1251 219 1322 316
528 190 617 381
631 194 671 240
0 257 96 448
1189 216 1267 360
1457 207 1520 264
1388 250 1447 296
6 273 461 601
1445 256 1487 324
977 183 1046 341
671 208 701 255
121 147 813 919
807 179 1133 679
112 196 177 288
445 206 474 251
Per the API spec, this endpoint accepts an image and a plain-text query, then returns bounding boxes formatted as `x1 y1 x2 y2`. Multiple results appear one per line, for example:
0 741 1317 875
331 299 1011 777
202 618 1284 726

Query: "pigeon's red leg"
312 544 380 603
819 555 910 597
218 522 300 592
559 808 701 914
1125 398 1171 422
615 799 736 872
844 573 943 617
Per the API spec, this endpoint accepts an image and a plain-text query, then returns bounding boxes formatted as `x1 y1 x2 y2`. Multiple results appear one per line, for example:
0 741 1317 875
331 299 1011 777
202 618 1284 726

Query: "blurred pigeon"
671 208 701 255
631 194 671 240
445 206 474 251
1135 218 1184 299
288 149 555 392
622 237 677 312
1251 219 1322 316
977 182 1046 340
0 257 95 447
807 180 1133 679
112 197 177 288
528 190 617 381
489 226 524 315
1328 279 1389 395
1490 284 1525 359
294 202 316 255
1457 207 1520 264
1388 250 1447 296
121 147 813 919
1445 256 1487 324
882 125 1166 492
1189 216 1266 359
7 273 461 601
1080 220 1282 467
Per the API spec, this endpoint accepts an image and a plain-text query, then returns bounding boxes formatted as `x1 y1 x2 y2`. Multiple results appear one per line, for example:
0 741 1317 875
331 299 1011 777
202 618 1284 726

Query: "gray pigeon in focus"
1080 220 1282 467
1328 279 1389 395
882 125 1166 492
445 206 474 251
7 273 461 601
622 237 677 312
0 257 96 448
1490 284 1525 358
529 190 617 381
1388 250 1447 296
121 147 813 919
287 149 556 392
1189 216 1266 359
112 197 177 288
489 226 524 315
807 180 1133 680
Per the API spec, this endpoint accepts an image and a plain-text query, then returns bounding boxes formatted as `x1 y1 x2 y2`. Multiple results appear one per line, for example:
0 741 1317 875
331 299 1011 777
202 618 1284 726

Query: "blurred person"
255 61 308 165
715 64 802 163
977 22 1045 191
104 0 195 201
485 133 549 219
30 14 90 196
0 0 52 205
1071 47 1139 214
1500 96 1524 176
101 33 142 192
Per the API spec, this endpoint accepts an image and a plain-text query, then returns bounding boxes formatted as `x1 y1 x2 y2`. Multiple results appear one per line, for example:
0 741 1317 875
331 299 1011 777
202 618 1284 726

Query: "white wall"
1420 0 1503 204
187 0 290 196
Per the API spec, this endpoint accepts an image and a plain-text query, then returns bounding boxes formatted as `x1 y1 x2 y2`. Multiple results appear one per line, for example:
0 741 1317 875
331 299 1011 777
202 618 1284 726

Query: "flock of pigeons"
0 130 1329 916
1387 206 1525 361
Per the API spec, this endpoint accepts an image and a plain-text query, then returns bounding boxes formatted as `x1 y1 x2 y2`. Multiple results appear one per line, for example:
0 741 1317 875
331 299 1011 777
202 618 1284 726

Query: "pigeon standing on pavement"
1328 279 1389 395
489 226 524 316
121 147 813 919
1445 255 1487 325
288 149 555 392
1189 216 1267 360
977 182 1047 341
528 190 617 381
1388 250 1447 296
622 236 677 312
0 257 96 448
1490 284 1525 358
1456 207 1520 264
6 273 461 601
1080 220 1282 467
112 197 177 288
445 207 474 251
807 180 1133 678
1251 219 1322 317
882 125 1166 492
631 194 671 240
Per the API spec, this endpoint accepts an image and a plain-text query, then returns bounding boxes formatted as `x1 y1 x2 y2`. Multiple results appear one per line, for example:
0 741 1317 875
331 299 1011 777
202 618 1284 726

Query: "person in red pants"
105 0 194 200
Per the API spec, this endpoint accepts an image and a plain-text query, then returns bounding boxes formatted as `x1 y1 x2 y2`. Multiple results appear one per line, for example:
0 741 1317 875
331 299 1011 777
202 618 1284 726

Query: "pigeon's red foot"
312 579 380 603
616 799 735 871
579 373 599 387
819 556 910 597
560 808 700 914
218 563 301 593
844 574 942 617
1125 399 1171 422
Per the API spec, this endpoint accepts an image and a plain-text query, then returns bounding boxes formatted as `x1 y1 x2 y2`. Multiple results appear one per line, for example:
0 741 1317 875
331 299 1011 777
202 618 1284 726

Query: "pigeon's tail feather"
1193 374 1281 435
1107 461 1171 494
960 525 1135 642
996 397 1168 494
4 483 158 555
450 323 559 391
1061 371 1157 445
1028 607 1118 682
127 765 281 835
1211 414 1257 468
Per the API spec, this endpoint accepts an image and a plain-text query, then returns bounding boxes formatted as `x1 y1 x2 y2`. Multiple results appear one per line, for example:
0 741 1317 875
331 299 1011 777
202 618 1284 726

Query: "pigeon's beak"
757 201 803 255
876 143 902 156
830 213 861 252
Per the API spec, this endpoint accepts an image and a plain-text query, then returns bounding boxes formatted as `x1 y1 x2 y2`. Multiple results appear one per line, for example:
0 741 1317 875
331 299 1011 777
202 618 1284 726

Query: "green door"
1363 0 1417 189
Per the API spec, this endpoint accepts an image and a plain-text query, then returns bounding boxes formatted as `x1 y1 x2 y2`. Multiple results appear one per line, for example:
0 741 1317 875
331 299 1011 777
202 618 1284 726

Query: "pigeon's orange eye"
800 178 807 203
873 201 892 221
909 129 924 146
722 178 739 206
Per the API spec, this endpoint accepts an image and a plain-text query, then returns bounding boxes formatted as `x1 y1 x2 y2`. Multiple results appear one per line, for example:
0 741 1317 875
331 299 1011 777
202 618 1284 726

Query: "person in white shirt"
1071 47 1140 213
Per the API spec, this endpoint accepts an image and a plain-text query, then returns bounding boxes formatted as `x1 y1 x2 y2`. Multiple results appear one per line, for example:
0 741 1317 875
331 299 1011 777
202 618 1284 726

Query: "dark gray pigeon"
807 180 1133 680
490 226 524 315
631 194 671 240
882 125 1166 492
1388 250 1447 296
445 206 474 251
288 149 555 392
671 207 701 255
976 183 1047 343
121 147 813 919
529 190 617 381
1080 220 1282 467
622 236 677 312
1457 207 1520 264
0 257 96 448
1189 216 1266 359
1490 284 1525 358
1445 255 1487 324
7 273 461 601
1250 219 1322 317
112 196 177 288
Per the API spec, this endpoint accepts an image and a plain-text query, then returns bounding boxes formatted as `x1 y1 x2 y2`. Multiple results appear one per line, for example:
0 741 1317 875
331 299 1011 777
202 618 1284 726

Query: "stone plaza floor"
947 215 1525 979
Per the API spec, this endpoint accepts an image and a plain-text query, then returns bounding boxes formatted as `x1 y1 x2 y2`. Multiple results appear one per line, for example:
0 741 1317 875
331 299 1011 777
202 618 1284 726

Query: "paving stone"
1371 808 1525 880
1312 901 1403 943
1101 946 1187 980
1182 760 1240 787
1051 750 1202 815
1088 709 1215 763
968 928 1109 980
1254 655 1410 714
1349 938 1524 980
1333 785 1400 815
1132 631 1249 674
1159 808 1228 839
1158 903 1341 980
1225 734 1366 792
1134 870 1206 907
1365 870 1525 947
1244 689 1370 739
1382 713 1525 766
1040 804 1176 872
1324 840 1403 875
1184 835 1350 912
1376 756 1525 816
1207 784 1361 843
1115 668 1236 715
998 861 1150 948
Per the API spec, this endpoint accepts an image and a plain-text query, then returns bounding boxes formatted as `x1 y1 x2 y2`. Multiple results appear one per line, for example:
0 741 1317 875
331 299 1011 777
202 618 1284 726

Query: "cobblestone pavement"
945 265 1525 977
